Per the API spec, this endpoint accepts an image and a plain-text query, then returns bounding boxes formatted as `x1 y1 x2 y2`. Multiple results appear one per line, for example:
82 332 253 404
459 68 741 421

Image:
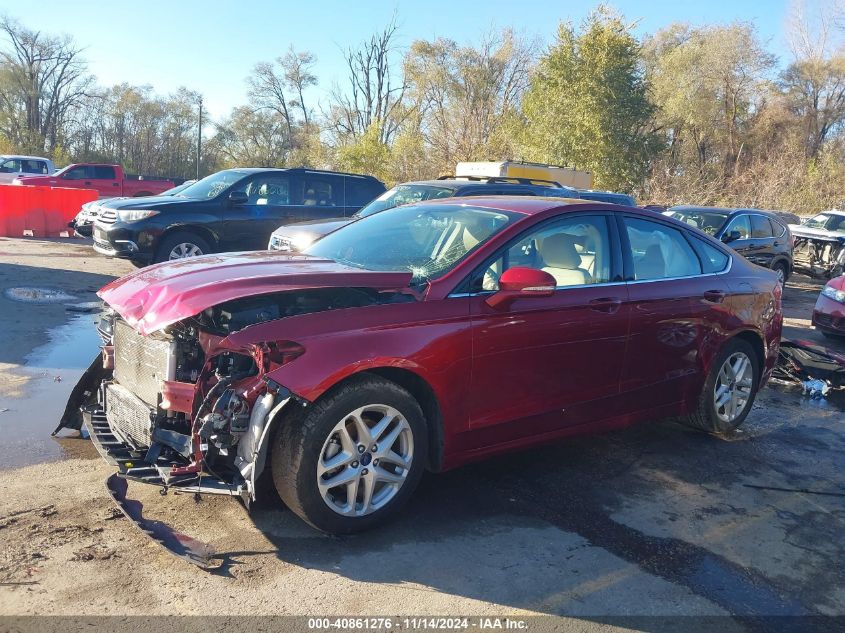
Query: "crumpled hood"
789 224 845 242
98 251 413 334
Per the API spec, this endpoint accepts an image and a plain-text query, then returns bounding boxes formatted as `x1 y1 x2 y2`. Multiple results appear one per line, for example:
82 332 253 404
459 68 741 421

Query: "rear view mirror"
485 267 556 310
722 230 742 243
229 190 248 205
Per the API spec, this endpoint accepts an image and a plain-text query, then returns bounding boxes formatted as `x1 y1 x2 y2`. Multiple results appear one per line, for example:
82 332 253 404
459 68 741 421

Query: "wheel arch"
732 330 765 382
158 224 219 252
353 367 445 472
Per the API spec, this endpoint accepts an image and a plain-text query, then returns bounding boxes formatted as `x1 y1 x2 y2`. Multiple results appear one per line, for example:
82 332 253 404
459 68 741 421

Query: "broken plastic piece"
104 473 221 571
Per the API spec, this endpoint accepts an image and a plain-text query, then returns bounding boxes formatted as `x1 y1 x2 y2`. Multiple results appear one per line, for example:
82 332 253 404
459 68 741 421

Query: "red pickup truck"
13 163 175 198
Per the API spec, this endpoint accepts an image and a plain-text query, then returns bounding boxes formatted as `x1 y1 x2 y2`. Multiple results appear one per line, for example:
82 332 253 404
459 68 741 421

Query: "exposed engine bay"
56 287 415 505
792 234 845 278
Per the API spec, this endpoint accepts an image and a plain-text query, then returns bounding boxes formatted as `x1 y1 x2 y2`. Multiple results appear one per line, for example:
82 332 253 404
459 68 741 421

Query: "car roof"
411 195 623 216
816 209 845 217
671 205 786 218
221 167 380 180
401 179 576 192
0 155 52 161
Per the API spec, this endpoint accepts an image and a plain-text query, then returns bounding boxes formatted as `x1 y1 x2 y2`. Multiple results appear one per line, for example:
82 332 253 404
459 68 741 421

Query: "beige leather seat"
539 233 592 286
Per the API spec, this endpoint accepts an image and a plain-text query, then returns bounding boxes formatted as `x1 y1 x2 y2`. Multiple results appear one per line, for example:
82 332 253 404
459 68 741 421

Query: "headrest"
540 233 581 269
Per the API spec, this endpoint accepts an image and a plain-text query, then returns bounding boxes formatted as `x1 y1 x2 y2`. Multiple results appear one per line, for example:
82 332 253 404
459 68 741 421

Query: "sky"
0 0 795 122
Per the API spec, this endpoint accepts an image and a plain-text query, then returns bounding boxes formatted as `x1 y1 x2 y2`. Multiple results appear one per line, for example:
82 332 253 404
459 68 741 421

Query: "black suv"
667 206 794 283
92 168 385 265
268 176 580 252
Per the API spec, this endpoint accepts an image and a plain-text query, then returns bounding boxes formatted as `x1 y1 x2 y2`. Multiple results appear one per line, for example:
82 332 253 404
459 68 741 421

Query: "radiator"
112 320 174 406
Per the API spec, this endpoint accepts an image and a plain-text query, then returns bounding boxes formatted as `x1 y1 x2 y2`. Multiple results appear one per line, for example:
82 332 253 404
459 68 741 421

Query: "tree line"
2 3 845 213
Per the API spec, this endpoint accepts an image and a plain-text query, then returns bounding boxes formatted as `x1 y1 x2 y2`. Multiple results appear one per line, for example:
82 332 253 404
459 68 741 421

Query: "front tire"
682 338 760 434
154 231 211 263
271 375 428 534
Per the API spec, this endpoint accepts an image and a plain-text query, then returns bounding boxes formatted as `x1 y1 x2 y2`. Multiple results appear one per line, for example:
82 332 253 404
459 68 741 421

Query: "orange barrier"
0 184 98 238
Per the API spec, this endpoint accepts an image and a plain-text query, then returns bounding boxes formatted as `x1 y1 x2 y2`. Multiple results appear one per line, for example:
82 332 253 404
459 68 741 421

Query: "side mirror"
229 190 248 205
722 230 742 243
485 267 556 310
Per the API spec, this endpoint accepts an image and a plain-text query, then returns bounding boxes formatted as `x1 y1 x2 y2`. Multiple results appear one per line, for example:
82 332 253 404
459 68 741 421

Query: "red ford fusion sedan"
70 197 782 534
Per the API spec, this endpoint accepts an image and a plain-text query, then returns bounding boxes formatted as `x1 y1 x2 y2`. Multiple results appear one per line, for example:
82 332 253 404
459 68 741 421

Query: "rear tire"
271 375 428 534
154 231 211 263
682 338 761 434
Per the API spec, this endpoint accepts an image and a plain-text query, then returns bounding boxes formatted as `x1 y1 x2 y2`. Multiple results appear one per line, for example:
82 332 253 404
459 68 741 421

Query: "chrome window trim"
447 250 733 297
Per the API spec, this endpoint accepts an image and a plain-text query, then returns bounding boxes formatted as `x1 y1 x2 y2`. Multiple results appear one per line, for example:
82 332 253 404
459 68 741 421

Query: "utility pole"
196 95 203 180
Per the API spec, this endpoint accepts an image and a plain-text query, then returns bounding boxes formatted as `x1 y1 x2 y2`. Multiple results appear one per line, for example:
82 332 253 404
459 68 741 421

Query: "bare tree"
0 15 91 152
327 17 407 144
783 0 845 156
249 61 294 141
281 47 317 127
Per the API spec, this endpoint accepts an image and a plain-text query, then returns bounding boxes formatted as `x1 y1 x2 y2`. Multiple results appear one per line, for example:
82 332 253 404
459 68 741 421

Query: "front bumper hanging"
82 404 243 497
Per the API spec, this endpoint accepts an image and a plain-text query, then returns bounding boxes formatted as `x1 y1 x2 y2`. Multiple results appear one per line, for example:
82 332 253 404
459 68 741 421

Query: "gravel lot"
0 236 843 630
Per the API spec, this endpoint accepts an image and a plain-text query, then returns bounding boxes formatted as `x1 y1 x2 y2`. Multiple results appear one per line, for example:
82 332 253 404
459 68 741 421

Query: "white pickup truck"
0 155 55 184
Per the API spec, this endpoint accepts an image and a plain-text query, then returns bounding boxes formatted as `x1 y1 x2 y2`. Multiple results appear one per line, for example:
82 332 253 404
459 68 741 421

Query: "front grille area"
113 320 173 406
105 382 154 448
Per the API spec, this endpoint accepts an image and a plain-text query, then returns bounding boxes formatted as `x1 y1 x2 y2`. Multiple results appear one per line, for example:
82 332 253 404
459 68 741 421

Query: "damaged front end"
791 232 845 279
60 284 413 505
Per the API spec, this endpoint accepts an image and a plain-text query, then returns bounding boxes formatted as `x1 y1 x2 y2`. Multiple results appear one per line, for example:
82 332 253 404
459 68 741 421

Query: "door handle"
703 290 726 303
589 297 622 313
84 181 91 185
112 182 119 186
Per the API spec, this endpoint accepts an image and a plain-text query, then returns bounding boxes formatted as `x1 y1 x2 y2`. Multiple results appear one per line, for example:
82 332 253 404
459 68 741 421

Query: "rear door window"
22 160 47 174
750 215 773 238
690 236 730 273
301 176 340 207
92 165 117 180
623 217 702 280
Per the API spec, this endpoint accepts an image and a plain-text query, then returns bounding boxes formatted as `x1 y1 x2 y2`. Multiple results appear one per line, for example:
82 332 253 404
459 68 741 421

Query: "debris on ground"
773 338 845 398
803 379 831 398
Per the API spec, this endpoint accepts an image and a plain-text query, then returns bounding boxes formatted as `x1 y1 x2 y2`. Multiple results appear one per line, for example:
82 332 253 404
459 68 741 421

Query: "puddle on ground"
0 313 102 469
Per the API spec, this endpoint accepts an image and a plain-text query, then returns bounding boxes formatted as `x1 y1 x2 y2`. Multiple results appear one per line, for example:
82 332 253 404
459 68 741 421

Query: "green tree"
518 6 661 192
334 121 393 183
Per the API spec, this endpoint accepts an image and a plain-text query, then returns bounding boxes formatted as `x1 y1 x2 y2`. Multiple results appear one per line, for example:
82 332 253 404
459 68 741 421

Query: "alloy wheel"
317 404 414 517
168 243 203 259
713 351 754 423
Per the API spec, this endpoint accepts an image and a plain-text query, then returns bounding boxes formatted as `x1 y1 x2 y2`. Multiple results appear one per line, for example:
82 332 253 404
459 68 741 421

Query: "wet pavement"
0 313 101 468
